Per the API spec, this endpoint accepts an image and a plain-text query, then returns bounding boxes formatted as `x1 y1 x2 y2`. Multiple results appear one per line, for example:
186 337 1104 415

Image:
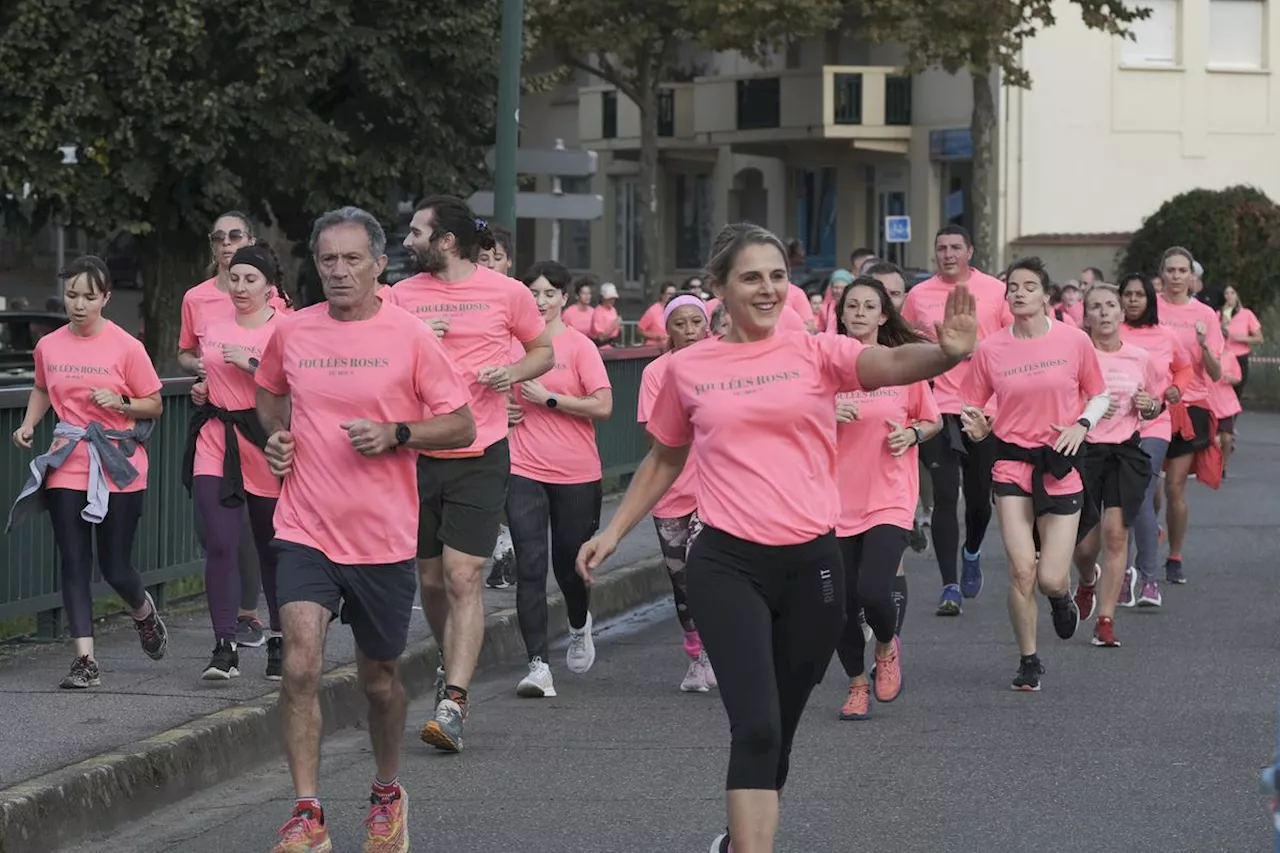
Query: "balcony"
578 83 696 150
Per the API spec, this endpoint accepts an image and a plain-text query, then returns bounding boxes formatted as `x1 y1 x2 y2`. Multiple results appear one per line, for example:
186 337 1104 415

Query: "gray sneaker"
419 698 465 753
133 592 168 660
59 655 101 689
236 615 266 648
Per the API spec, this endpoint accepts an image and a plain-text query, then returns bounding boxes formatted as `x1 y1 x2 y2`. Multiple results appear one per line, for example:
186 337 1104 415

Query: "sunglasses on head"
209 229 248 244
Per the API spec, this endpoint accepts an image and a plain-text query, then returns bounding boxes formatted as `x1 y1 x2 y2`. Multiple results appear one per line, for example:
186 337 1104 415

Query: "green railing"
1 349 658 635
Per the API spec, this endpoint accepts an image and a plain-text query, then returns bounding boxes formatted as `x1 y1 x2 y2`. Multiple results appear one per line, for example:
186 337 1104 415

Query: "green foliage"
1119 185 1280 309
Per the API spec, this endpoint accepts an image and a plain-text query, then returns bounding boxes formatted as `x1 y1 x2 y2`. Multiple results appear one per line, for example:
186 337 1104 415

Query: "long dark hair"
835 276 925 347
1119 272 1159 328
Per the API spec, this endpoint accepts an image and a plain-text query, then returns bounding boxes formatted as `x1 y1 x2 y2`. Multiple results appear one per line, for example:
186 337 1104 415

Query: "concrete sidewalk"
0 496 665 853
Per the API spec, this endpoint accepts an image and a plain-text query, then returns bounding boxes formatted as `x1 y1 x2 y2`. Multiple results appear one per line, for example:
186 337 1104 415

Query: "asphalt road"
62 415 1280 852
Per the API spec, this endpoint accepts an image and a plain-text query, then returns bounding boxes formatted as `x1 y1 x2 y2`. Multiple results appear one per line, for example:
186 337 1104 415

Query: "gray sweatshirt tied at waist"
6 420 155 531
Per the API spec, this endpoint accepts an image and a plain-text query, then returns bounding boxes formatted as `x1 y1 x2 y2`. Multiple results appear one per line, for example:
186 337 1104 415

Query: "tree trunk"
636 77 662 301
140 232 204 375
969 69 997 272
259 201 303 307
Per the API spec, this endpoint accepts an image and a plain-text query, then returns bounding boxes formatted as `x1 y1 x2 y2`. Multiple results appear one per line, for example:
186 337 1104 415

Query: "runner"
1118 273 1192 609
958 257 1109 692
477 223 512 273
182 245 286 681
1156 247 1223 585
7 256 168 689
591 282 622 347
638 282 678 346
564 276 596 335
818 269 854 334
638 293 717 693
1220 284 1263 402
1069 284 1159 648
902 225 1013 615
576 222 977 853
503 260 613 698
390 195 553 753
1207 344 1242 475
831 276 940 721
258 206 475 853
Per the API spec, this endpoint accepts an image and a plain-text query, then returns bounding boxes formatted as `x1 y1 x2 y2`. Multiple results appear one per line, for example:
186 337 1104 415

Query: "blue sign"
885 215 912 244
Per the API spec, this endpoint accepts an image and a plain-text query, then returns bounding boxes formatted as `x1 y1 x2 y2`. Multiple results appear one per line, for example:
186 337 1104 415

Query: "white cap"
600 282 619 300
1192 260 1204 278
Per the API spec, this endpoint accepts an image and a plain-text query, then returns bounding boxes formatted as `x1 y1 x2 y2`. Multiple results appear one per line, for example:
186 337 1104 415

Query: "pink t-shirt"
1157 295 1224 405
638 351 699 519
1119 324 1187 442
1088 343 1159 445
1065 301 1085 327
963 320 1106 495
563 304 595 336
388 266 545 457
255 301 472 564
1207 349 1242 419
902 270 1013 414
1225 308 1261 358
638 302 667 346
193 313 282 497
835 377 940 537
508 328 611 485
33 321 163 493
178 278 290 352
591 305 621 344
704 298 807 333
646 331 866 545
786 283 817 329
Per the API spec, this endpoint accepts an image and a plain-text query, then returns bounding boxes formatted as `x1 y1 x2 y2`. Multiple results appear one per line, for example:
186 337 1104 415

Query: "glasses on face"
209 229 248 245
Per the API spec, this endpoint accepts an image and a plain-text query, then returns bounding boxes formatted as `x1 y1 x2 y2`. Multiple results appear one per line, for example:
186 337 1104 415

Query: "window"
1210 0 1265 69
1121 0 1178 65
613 177 643 282
674 173 712 270
559 177 593 270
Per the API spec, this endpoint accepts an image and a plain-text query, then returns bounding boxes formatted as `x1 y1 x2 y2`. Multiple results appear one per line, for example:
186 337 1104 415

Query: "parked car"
0 310 69 387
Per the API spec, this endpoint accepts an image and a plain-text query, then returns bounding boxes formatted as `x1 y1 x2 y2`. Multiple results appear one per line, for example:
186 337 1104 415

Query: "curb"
0 556 669 853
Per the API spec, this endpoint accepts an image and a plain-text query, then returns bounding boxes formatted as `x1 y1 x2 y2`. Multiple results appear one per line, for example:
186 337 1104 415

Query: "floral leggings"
653 512 704 656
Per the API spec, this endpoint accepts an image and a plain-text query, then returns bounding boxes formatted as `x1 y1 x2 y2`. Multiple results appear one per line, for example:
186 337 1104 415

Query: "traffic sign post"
468 191 604 221
885 215 912 244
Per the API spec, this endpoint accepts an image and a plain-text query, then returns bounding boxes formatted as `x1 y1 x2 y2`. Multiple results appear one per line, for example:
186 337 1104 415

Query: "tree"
528 0 844 295
1120 185 1280 308
0 0 500 368
861 0 1148 270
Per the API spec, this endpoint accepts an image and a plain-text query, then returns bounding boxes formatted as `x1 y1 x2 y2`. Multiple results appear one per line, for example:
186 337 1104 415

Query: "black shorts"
274 541 417 661
1078 457 1124 511
1167 405 1212 459
416 439 510 560
992 481 1084 516
1218 415 1236 435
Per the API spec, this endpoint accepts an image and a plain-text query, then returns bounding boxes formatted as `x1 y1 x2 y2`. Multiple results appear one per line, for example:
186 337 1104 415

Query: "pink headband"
664 294 708 326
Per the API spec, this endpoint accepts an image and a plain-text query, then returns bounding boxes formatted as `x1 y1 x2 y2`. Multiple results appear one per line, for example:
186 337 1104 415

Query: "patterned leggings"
653 512 704 657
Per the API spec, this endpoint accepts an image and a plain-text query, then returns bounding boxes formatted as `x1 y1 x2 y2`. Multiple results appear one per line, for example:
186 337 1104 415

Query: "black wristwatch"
1076 417 1092 431
120 394 131 409
911 425 925 445
247 357 260 370
546 395 559 409
394 423 410 447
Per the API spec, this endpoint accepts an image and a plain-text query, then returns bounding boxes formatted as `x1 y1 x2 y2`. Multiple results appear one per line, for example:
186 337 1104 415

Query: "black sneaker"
1011 656 1045 692
265 636 283 681
484 563 510 590
59 655 101 689
133 592 168 660
236 615 267 648
1166 558 1187 585
1049 595 1080 640
202 639 240 680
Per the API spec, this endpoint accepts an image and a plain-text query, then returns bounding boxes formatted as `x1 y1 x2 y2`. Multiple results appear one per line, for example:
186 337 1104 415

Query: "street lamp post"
55 144 78 299
494 0 524 242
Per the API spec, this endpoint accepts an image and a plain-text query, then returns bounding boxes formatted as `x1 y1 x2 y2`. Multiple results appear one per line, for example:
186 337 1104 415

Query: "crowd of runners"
5 193 1262 853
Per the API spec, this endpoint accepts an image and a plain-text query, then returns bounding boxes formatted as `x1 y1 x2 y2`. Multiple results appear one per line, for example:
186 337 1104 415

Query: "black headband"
229 245 275 283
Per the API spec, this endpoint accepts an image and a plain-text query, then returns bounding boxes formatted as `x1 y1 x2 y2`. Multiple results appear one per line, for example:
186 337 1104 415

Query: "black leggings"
192 490 261 613
687 526 844 792
192 477 280 640
922 417 995 585
46 488 147 639
508 475 601 661
1238 354 1250 400
836 525 909 678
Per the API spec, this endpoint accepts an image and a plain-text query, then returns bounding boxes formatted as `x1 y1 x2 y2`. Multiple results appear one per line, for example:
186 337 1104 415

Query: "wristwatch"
911 425 925 445
120 394 131 410
247 357 260 370
546 395 559 409
1076 416 1092 431
394 423 410 447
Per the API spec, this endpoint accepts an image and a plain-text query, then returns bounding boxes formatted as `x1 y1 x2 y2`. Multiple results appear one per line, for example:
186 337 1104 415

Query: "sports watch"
394 423 410 447
546 395 559 409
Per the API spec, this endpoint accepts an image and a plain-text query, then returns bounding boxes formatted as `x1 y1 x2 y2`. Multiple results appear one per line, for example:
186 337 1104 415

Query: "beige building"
516 0 1278 291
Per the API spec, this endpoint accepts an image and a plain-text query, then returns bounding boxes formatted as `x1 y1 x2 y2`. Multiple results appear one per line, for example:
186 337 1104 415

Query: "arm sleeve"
960 347 995 408
644 360 693 448
911 380 941 423
255 320 289 396
125 339 164 397
178 292 199 352
636 360 661 423
509 283 546 344
814 333 866 393
33 339 47 390
575 338 612 395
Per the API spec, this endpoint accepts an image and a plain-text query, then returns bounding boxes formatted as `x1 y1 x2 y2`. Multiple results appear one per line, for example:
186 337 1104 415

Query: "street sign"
484 147 598 177
885 215 912 244
468 191 604 221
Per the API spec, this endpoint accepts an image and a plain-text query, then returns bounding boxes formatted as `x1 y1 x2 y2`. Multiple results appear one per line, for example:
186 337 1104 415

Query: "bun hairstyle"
229 242 294 309
416 195 496 261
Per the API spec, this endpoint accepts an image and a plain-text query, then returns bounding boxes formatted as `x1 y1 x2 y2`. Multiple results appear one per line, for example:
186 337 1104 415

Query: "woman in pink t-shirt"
184 245 287 682
590 282 622 347
830 277 941 722
563 276 596 335
1220 285 1263 399
1208 348 1242 473
9 256 168 689
638 294 717 693
959 257 1109 693
576 223 977 853
1068 284 1161 648
504 261 614 699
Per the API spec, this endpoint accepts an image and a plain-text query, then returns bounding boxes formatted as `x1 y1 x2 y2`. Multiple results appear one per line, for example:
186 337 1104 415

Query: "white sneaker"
516 657 557 697
699 650 717 689
680 655 709 693
566 613 596 673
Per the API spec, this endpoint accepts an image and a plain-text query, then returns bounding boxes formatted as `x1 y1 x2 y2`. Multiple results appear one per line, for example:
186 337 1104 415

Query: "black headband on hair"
229 245 275 283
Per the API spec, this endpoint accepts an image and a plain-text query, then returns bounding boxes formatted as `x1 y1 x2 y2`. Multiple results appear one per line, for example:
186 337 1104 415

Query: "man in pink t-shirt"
255 206 475 853
901 225 1014 615
391 195 553 755
638 282 678 346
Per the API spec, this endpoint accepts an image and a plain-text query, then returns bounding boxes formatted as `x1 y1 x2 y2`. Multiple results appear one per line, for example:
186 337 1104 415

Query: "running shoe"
484 564 510 590
487 525 516 588
699 650 717 689
272 805 332 853
433 663 447 707
709 831 732 853
266 636 283 681
680 654 710 693
873 636 903 703
1050 595 1080 640
960 549 983 599
839 681 872 720
236 614 266 648
59 655 100 689
420 698 465 753
1011 656 1045 692
1166 558 1187 585
1137 580 1163 608
133 591 168 660
516 657 557 698
908 519 928 553
1092 616 1121 648
566 613 596 673
1119 567 1137 608
363 787 409 853
1073 570 1098 622
935 584 962 616
202 639 240 680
